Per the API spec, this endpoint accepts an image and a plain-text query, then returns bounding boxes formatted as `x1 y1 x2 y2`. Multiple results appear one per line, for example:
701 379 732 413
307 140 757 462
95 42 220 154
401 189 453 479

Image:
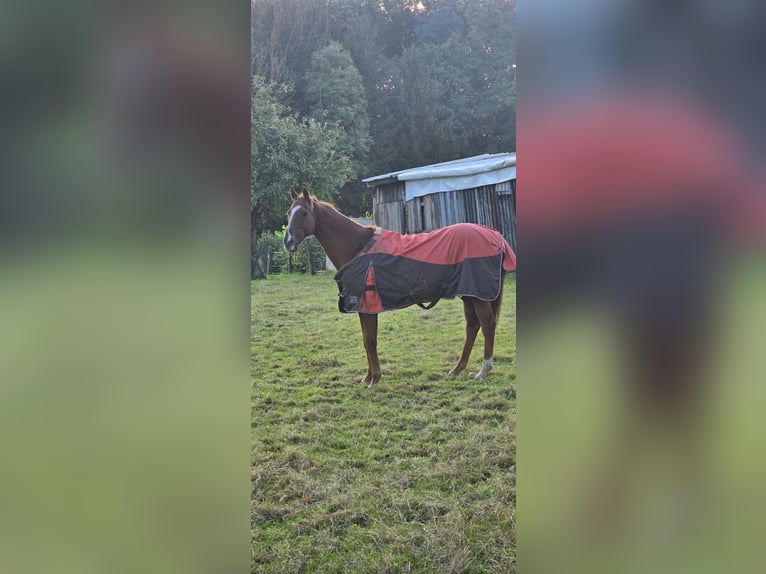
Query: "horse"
283 187 516 387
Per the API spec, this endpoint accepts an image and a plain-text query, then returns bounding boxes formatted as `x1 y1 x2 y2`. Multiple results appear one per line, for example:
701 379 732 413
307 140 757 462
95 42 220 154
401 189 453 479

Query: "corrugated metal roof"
362 153 516 185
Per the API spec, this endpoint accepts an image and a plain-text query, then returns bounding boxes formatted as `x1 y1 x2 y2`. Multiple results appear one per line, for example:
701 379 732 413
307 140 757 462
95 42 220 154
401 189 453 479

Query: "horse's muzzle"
284 236 297 252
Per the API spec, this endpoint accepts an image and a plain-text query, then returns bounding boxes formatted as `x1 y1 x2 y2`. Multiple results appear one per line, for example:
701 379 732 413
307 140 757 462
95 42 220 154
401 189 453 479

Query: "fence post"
266 248 272 276
305 239 315 275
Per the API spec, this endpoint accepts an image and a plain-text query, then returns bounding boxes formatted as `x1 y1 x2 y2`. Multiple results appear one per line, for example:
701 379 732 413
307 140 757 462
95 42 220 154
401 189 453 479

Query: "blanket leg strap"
416 299 440 310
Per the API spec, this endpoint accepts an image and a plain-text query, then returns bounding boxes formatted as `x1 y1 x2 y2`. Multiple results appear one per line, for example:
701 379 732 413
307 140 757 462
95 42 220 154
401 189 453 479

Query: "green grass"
251 273 516 573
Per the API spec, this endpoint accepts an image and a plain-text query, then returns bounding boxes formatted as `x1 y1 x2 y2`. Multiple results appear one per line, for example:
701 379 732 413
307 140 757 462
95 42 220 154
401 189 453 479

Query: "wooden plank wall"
496 180 517 250
373 182 406 233
372 179 516 250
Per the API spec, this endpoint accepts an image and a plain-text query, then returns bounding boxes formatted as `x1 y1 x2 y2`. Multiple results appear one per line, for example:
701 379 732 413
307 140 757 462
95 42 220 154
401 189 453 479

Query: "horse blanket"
335 223 516 314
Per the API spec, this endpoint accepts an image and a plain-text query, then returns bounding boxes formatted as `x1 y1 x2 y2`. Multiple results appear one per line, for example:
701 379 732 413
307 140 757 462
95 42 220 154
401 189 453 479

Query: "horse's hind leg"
473 300 497 379
359 313 381 387
449 298 481 377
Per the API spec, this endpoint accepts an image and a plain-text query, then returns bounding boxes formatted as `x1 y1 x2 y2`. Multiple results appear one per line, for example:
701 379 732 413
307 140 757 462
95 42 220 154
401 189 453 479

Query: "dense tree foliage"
251 0 515 225
303 41 372 176
251 75 351 276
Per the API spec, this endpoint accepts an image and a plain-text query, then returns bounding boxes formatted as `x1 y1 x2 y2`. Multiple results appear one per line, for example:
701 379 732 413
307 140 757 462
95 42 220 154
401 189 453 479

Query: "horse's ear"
301 186 311 201
290 188 298 200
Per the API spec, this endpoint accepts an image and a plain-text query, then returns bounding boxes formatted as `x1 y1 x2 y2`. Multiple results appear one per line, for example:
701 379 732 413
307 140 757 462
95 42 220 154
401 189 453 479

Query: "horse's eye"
301 212 308 218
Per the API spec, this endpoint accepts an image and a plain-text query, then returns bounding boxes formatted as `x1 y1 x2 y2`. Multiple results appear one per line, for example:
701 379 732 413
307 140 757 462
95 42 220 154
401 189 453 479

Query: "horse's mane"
311 197 340 211
312 196 376 230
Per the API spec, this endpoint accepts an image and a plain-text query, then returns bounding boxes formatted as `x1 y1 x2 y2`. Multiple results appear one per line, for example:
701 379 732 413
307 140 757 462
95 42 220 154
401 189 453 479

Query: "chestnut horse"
284 187 514 387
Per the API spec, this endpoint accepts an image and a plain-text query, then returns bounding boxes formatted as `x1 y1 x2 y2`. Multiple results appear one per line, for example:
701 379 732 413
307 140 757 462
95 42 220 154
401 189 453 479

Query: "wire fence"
254 233 327 277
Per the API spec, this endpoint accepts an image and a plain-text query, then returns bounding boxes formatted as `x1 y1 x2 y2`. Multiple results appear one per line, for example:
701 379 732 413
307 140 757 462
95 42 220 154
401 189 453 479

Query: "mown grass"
252 273 516 573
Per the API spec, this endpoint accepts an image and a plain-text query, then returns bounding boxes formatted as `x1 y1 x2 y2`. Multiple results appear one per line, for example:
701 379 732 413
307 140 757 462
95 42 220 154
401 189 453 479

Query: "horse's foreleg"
449 299 481 377
473 300 497 379
359 313 381 387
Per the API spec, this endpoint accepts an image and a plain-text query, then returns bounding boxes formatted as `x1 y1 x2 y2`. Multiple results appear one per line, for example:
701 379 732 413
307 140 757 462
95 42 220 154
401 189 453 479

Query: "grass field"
251 273 516 573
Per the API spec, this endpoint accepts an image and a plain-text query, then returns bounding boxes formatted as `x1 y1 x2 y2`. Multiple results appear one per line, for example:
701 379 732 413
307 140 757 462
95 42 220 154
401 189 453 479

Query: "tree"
250 0 331 104
303 41 374 216
251 76 352 277
303 42 372 173
371 0 516 171
457 0 516 153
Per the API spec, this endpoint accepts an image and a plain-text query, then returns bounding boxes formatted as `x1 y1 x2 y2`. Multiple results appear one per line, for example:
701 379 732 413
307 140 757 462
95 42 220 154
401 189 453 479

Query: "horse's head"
284 187 317 252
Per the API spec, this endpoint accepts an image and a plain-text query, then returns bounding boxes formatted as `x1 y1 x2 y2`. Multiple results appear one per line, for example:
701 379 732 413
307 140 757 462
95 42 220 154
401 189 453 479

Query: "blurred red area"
518 2 766 573
521 91 765 240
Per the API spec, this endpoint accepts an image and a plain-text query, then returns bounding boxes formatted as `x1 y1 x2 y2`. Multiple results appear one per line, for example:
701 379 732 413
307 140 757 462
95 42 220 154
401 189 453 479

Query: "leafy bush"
254 227 327 276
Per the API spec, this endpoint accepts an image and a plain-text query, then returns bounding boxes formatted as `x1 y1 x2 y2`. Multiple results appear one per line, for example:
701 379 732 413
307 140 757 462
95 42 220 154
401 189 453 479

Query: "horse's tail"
493 276 505 321
502 239 517 273
496 237 514 321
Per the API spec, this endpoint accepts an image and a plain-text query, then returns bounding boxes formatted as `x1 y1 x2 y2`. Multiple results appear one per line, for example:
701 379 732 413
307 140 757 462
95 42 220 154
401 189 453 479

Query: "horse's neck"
313 203 373 270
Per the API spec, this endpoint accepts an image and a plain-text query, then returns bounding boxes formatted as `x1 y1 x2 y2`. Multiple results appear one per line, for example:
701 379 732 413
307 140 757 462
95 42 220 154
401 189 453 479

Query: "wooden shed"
362 153 517 250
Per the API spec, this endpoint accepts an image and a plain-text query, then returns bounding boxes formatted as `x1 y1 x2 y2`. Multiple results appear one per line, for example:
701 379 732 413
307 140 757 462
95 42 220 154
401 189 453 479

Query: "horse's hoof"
366 378 380 389
361 373 380 388
474 358 493 380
